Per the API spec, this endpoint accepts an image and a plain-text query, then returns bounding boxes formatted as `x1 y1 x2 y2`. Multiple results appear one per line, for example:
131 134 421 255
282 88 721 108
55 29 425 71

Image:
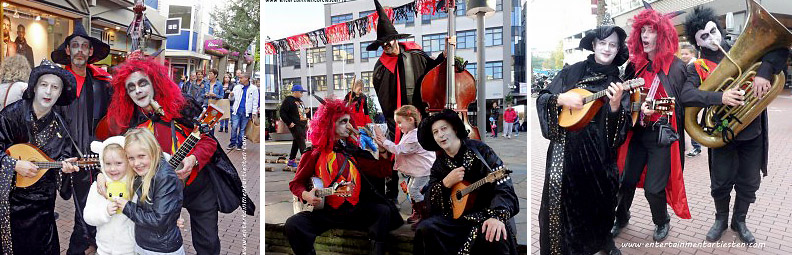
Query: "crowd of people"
0 20 256 255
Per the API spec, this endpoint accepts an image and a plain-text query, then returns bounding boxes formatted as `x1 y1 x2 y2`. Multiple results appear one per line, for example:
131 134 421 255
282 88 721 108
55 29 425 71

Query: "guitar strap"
170 121 178 155
467 141 494 173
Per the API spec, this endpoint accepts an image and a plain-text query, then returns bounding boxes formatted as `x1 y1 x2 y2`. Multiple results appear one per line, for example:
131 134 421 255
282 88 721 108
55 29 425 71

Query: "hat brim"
366 33 411 51
51 34 111 65
23 64 77 106
579 26 627 52
417 109 469 151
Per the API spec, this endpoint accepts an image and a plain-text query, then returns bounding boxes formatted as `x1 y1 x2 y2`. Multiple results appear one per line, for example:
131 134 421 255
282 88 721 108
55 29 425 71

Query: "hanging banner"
265 0 439 55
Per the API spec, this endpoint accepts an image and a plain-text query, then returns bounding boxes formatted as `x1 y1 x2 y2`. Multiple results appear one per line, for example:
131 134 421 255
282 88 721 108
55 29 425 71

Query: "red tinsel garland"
325 23 350 45
266 0 439 55
286 34 312 51
265 42 276 55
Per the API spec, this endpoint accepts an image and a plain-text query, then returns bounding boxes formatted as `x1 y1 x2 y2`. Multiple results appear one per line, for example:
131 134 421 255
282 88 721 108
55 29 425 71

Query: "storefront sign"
165 18 181 35
204 39 228 55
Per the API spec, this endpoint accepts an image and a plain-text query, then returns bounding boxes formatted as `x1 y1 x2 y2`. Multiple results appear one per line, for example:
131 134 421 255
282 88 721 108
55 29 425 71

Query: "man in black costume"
368 0 453 206
536 25 631 255
50 21 112 255
682 6 789 244
414 109 519 255
0 60 80 254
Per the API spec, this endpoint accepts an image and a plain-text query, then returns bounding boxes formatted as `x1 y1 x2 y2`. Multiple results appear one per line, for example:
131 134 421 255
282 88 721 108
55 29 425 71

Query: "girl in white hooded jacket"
83 136 135 255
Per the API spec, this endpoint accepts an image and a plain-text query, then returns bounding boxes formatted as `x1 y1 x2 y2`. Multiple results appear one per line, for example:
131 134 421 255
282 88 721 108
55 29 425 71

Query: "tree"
211 0 259 75
543 41 564 69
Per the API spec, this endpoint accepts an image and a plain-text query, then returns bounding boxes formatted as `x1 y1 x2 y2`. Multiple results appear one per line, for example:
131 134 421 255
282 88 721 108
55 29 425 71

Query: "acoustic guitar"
631 97 676 126
292 177 354 213
9 144 99 188
558 78 645 131
451 166 511 219
163 104 223 170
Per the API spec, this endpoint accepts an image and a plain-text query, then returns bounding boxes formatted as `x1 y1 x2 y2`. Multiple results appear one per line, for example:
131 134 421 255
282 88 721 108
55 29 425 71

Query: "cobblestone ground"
55 130 260 254
531 90 792 254
264 130 528 247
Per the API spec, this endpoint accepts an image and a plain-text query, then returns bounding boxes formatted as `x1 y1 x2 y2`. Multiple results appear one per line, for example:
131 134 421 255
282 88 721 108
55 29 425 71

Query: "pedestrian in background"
503 103 517 139
279 84 308 166
0 55 30 110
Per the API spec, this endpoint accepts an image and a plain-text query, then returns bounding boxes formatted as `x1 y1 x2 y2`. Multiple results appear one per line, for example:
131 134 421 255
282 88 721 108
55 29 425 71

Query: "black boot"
706 197 730 242
653 222 670 242
646 192 670 242
731 199 756 244
370 240 385 255
611 188 635 237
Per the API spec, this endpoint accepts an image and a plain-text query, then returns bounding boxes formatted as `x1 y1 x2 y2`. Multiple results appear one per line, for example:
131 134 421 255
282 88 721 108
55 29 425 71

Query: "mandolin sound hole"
455 191 463 200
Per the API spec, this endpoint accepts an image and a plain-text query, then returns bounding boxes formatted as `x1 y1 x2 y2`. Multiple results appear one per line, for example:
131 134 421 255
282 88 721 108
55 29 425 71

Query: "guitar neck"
582 79 642 104
460 177 491 197
32 162 88 169
168 132 201 168
315 188 335 198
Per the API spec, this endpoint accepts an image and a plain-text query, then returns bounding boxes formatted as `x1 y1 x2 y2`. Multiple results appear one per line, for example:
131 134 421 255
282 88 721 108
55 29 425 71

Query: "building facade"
0 0 167 69
270 0 522 113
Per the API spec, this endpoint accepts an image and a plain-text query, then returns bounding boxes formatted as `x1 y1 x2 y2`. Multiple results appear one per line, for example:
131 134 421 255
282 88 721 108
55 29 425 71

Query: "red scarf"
377 41 422 143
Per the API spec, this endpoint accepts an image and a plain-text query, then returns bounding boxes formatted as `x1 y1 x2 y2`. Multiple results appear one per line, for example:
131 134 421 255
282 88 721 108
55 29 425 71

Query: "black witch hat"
50 21 111 65
23 59 77 106
366 0 411 51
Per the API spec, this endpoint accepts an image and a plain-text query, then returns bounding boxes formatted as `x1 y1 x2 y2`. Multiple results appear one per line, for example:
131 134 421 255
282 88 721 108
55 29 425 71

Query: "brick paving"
264 129 528 249
530 90 792 254
54 130 260 255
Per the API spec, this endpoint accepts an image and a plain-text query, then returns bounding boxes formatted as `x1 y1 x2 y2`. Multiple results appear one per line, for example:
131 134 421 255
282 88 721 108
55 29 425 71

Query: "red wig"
627 9 679 73
107 57 186 133
308 97 355 152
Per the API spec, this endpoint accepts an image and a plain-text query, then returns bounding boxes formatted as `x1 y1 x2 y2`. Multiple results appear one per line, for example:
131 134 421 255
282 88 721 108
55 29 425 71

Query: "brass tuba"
685 0 792 148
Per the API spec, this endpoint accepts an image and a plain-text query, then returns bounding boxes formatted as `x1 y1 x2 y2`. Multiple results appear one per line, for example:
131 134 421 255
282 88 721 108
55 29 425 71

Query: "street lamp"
466 0 495 140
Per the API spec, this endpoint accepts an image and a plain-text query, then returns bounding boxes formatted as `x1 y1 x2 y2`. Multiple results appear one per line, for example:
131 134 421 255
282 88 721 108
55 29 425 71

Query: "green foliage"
367 96 378 122
211 0 260 71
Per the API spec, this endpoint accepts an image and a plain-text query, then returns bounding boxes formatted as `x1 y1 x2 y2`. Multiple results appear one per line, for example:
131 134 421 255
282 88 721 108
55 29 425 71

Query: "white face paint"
66 36 93 67
641 25 658 54
431 120 459 152
34 74 63 111
695 21 722 51
593 33 619 65
335 114 351 139
125 71 155 109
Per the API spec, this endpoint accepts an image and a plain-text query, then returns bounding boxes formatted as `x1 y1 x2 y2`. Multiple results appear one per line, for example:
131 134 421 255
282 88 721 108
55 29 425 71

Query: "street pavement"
54 129 260 255
531 90 792 254
264 130 528 248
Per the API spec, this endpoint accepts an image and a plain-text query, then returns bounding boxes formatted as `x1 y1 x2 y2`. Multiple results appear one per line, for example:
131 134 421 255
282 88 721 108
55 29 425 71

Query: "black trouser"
284 201 393 255
414 216 515 255
289 125 307 160
67 170 97 255
616 127 671 226
709 136 762 203
184 174 221 255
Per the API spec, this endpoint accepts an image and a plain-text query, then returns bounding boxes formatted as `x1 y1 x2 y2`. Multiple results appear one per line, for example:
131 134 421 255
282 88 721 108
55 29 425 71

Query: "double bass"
420 0 480 139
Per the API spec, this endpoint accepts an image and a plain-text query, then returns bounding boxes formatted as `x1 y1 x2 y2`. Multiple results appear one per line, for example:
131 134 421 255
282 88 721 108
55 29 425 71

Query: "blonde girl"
84 136 135 254
114 128 184 254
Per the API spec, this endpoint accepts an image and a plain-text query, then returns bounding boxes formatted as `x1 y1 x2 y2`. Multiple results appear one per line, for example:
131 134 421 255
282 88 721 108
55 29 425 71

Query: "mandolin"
558 78 645 131
9 143 99 188
292 177 354 213
450 166 511 219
